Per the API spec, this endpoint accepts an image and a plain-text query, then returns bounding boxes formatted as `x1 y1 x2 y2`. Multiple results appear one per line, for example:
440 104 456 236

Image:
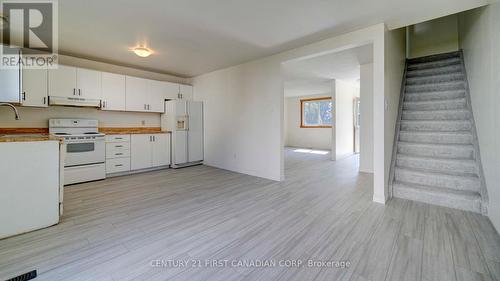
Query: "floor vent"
5 270 37 281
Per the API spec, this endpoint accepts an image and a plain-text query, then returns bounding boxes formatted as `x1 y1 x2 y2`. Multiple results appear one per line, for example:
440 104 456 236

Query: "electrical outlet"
141 120 146 126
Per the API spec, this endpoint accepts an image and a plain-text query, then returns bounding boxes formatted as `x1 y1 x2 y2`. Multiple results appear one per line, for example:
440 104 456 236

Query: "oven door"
64 138 105 167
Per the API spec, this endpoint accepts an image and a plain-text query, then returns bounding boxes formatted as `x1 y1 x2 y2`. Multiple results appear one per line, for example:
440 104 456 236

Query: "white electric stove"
49 119 106 185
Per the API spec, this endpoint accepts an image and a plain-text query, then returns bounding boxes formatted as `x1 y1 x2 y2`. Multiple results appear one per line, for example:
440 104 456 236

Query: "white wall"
333 80 357 160
0 54 188 128
285 93 333 150
383 27 406 202
408 14 460 58
458 3 500 233
194 23 386 198
360 63 374 173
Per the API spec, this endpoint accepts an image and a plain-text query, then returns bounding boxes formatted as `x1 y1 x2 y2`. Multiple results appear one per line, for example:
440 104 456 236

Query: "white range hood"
49 96 101 108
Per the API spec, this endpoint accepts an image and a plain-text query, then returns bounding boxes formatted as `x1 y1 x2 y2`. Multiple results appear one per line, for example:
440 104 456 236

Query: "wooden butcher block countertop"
0 128 62 143
99 127 171 135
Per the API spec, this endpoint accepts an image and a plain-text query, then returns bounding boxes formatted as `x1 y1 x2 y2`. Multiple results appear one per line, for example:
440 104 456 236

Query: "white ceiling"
57 0 491 77
283 44 372 97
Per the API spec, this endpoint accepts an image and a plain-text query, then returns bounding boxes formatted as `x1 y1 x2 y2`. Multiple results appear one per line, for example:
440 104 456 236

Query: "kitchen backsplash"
0 106 161 128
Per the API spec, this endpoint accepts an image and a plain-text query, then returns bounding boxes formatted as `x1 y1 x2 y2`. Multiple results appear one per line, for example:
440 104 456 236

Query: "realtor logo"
1 0 58 69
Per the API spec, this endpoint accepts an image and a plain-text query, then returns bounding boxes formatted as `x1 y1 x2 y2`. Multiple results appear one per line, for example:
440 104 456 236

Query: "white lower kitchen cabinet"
152 134 171 167
131 133 170 170
0 141 61 239
130 134 152 170
105 134 131 174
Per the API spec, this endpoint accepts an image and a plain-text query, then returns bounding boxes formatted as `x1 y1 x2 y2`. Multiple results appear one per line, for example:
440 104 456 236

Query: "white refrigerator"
161 100 204 168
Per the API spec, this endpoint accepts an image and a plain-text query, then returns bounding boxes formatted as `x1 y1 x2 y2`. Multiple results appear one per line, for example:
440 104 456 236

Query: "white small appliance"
49 119 106 185
161 100 203 168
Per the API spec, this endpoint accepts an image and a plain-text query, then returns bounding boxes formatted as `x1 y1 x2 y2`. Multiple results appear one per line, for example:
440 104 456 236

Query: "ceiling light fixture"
133 47 152 58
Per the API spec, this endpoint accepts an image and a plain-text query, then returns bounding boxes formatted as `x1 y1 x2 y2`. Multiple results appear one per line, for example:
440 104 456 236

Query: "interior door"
131 134 152 170
48 65 77 98
188 101 203 162
354 97 360 154
77 68 101 99
101 72 125 111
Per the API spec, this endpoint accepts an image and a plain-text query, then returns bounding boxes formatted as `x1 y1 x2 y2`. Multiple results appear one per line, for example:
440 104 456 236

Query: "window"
300 97 333 128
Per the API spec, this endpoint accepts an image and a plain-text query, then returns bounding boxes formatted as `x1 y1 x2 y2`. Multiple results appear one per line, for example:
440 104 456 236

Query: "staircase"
390 51 488 214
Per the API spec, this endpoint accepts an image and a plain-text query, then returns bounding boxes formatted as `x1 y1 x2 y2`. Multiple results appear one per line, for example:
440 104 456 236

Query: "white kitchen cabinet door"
77 68 101 99
48 65 77 98
164 81 180 100
131 134 152 170
126 76 149 112
101 72 125 111
179 84 193 100
148 80 166 113
22 68 48 107
152 134 170 167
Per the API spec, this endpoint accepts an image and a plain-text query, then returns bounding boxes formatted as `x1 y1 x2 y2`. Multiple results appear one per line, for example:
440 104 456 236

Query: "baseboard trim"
106 165 171 178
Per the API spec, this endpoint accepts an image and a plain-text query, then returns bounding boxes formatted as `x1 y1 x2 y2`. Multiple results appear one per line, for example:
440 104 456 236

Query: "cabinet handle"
73 88 76 96
78 89 81 96
43 97 46 104
102 101 106 108
144 104 146 110
115 145 123 148
22 92 26 101
153 135 155 142
115 153 123 155
115 137 123 140
115 164 123 167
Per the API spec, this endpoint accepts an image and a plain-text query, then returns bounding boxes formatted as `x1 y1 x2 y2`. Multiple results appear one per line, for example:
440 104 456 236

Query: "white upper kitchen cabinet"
101 72 125 111
22 68 48 107
76 68 101 100
130 134 152 170
148 80 167 113
126 76 149 112
163 81 180 100
179 84 193 100
48 65 77 98
151 134 171 167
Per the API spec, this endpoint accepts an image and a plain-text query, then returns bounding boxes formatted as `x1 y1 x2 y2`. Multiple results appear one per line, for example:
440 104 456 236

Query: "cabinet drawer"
105 134 130 143
106 158 131 173
106 143 130 158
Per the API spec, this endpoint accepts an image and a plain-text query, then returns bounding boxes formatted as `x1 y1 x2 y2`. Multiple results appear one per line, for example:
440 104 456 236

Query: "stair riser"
393 186 481 213
403 100 466 111
398 144 474 159
401 121 471 132
399 132 472 145
395 170 480 192
406 74 464 85
407 59 461 71
402 111 470 121
405 91 465 102
406 83 464 93
406 66 462 78
396 157 477 174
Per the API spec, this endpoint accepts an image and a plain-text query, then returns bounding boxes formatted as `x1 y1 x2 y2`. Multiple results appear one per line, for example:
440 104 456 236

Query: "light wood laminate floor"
1 148 500 281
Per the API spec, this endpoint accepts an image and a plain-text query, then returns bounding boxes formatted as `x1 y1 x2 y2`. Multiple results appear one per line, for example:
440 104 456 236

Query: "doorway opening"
282 44 374 175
